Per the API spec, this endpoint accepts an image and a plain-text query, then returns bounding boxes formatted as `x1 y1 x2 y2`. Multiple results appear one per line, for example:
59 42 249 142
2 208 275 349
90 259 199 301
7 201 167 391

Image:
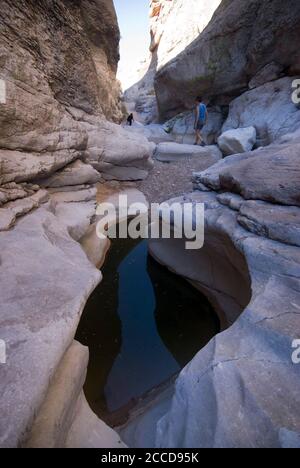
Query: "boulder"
218 127 257 155
154 142 222 164
194 139 300 206
222 78 300 146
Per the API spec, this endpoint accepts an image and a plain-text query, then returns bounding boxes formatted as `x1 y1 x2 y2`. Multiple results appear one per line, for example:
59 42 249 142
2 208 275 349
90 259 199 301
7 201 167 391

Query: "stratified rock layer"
0 0 153 186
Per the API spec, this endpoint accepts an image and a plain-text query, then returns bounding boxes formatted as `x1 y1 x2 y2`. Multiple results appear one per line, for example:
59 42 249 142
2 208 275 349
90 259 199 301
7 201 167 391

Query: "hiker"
127 113 134 126
194 96 208 146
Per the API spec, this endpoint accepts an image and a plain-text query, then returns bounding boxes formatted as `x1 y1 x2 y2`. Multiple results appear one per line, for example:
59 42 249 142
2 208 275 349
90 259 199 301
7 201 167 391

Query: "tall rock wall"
0 0 153 188
155 0 300 120
0 0 152 447
125 0 221 123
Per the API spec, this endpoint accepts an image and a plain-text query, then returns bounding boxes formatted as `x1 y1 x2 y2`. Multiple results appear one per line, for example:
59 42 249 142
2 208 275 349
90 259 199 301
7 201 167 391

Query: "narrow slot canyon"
0 0 300 450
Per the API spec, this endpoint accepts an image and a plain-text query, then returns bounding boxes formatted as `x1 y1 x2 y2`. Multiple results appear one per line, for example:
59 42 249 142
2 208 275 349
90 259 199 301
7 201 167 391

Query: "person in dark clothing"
127 113 134 126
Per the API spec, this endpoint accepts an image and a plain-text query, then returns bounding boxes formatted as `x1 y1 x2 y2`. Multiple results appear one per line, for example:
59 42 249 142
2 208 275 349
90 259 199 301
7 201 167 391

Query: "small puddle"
76 237 220 426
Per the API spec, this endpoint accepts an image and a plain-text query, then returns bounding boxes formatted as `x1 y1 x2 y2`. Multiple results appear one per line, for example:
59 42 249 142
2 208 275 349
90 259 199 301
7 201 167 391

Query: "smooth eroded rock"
0 207 101 447
154 142 222 164
218 127 257 155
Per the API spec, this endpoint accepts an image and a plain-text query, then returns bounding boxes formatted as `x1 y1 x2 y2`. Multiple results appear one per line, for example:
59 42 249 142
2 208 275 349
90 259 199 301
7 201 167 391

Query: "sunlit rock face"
124 0 221 123
155 0 300 120
149 0 222 69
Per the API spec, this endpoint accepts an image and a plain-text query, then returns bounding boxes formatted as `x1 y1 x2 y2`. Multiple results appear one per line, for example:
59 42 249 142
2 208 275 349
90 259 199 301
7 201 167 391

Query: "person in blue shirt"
194 96 208 146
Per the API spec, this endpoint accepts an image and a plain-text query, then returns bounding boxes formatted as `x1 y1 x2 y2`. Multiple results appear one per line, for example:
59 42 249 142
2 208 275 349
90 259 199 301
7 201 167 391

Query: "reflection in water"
76 239 219 425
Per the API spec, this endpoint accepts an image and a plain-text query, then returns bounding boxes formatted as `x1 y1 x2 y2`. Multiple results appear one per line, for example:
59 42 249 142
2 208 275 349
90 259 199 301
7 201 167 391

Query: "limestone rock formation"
0 207 102 447
0 0 153 449
196 140 300 206
145 134 300 448
0 0 153 187
25 341 126 448
155 0 300 120
38 161 101 189
218 127 257 156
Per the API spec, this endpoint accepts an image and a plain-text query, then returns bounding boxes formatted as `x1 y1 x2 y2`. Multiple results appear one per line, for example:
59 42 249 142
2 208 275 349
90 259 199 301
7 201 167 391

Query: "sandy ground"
136 157 210 203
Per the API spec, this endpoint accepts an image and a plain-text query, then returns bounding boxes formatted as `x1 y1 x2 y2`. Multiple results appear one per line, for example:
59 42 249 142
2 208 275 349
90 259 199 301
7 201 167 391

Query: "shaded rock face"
0 0 121 122
155 0 300 120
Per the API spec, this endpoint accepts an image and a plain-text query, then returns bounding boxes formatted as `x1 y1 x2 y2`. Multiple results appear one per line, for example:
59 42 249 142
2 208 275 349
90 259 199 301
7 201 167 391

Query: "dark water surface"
76 238 219 425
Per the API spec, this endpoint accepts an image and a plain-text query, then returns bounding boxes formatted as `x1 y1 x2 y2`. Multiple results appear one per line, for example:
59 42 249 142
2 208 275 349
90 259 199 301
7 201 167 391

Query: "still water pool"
76 238 219 425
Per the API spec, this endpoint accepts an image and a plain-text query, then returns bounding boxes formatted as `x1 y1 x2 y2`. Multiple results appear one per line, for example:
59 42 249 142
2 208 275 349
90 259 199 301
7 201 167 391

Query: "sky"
113 0 150 91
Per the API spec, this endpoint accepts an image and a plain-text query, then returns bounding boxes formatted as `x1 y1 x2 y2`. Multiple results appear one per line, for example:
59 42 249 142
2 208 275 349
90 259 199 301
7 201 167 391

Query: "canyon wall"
0 0 153 187
155 0 300 120
0 0 152 447
125 0 222 123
